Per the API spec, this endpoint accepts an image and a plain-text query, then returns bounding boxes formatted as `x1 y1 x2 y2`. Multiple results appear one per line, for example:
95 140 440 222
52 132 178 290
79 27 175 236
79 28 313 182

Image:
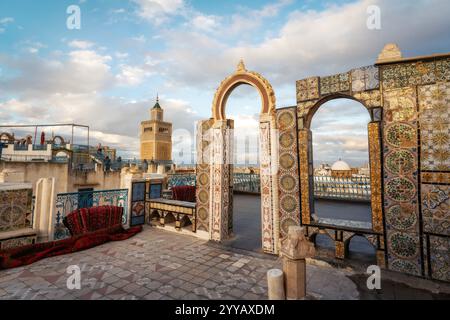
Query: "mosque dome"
331 159 351 171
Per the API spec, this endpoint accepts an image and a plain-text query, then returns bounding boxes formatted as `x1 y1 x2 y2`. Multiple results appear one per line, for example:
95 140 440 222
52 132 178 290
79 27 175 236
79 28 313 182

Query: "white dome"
331 160 351 171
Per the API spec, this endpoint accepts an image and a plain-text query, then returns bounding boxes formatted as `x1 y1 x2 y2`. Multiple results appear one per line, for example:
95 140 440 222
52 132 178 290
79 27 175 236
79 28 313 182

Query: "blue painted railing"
54 189 128 240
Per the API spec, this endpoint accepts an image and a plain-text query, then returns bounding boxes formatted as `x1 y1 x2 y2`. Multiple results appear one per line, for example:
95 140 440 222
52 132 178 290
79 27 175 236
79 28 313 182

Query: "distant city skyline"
1 0 450 160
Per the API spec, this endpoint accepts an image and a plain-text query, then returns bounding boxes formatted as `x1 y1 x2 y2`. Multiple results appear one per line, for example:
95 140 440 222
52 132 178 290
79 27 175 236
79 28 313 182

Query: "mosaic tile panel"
352 90 381 108
0 188 33 233
210 120 233 241
320 72 350 95
297 100 318 118
298 129 311 225
195 119 214 232
429 235 450 282
421 172 450 184
435 58 450 82
296 77 320 102
351 65 379 92
383 87 422 276
260 120 277 253
0 235 35 250
418 82 450 171
422 184 449 236
276 108 300 240
381 61 444 90
368 122 384 233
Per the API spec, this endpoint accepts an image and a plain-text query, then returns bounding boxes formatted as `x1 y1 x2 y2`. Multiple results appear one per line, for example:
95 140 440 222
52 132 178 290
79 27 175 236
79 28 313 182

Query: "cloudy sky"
1 0 449 164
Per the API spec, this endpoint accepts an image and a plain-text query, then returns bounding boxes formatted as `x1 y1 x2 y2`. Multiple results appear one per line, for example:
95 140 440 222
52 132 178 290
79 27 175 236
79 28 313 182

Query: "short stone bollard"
280 226 315 300
267 269 285 300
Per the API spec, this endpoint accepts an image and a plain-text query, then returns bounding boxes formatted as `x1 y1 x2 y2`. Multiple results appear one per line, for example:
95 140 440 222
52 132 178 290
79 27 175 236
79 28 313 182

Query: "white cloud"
132 0 184 25
68 40 95 49
191 14 220 32
116 64 151 86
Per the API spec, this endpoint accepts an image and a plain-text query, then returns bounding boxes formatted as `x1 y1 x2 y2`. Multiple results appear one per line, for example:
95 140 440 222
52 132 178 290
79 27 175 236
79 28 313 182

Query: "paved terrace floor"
1 227 449 300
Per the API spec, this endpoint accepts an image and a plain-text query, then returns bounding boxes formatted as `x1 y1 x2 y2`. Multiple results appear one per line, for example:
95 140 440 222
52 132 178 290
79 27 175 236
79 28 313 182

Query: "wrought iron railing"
54 189 128 240
234 173 261 193
314 176 371 201
168 173 196 188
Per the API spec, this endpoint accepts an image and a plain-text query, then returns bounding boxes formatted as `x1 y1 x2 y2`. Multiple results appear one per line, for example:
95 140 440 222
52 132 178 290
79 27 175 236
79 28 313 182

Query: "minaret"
140 95 173 161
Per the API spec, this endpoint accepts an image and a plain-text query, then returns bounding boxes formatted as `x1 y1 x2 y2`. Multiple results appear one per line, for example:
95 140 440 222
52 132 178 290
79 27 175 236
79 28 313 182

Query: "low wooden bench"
149 198 196 232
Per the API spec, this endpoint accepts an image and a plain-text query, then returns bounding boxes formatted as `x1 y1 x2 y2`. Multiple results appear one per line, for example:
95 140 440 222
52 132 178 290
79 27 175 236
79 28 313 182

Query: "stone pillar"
34 178 56 242
280 226 315 300
267 269 285 300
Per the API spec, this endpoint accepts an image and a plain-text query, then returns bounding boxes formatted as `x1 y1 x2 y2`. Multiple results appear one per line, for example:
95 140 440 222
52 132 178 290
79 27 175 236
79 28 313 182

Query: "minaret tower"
140 95 172 161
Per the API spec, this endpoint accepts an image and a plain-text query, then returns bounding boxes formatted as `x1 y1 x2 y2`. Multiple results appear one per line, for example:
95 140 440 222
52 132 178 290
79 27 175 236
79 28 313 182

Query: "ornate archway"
196 60 280 254
211 60 276 121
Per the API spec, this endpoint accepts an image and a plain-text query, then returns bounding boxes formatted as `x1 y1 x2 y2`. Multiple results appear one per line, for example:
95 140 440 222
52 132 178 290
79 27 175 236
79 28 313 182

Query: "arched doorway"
224 85 262 252
196 60 280 254
310 98 372 229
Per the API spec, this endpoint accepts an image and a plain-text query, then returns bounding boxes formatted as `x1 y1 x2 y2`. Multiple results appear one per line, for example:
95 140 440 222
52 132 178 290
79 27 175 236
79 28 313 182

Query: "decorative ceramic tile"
421 172 450 184
383 84 422 276
382 61 436 90
195 119 213 232
435 58 450 82
351 65 379 92
297 100 318 118
0 188 33 232
352 90 381 108
418 83 450 171
383 87 417 122
320 73 350 95
368 122 384 233
422 184 449 236
298 129 311 225
277 108 300 239
296 77 320 102
429 235 450 282
259 120 277 253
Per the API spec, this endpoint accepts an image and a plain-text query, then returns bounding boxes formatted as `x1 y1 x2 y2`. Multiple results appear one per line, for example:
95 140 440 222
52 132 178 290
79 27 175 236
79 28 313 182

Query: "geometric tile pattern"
296 77 320 102
421 184 450 236
418 82 450 171
368 122 384 234
259 120 277 253
0 188 33 233
276 108 301 240
351 66 379 92
320 73 350 95
428 235 450 282
383 87 422 276
382 59 450 90
195 119 214 232
209 120 233 241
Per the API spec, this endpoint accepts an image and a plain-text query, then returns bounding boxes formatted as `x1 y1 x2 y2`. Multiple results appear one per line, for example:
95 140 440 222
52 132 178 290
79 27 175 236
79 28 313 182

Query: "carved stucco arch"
212 60 276 121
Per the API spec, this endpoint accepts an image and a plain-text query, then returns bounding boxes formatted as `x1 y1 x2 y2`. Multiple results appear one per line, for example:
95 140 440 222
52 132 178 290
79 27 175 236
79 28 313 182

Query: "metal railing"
168 173 196 188
167 173 371 201
53 189 129 240
234 173 260 193
314 176 371 201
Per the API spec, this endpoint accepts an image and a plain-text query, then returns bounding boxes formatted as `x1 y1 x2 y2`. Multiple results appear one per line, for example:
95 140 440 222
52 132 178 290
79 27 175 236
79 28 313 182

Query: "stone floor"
0 227 448 300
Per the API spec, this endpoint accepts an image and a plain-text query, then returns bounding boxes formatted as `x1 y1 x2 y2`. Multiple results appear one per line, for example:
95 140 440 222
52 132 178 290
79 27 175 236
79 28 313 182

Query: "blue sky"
1 0 449 164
